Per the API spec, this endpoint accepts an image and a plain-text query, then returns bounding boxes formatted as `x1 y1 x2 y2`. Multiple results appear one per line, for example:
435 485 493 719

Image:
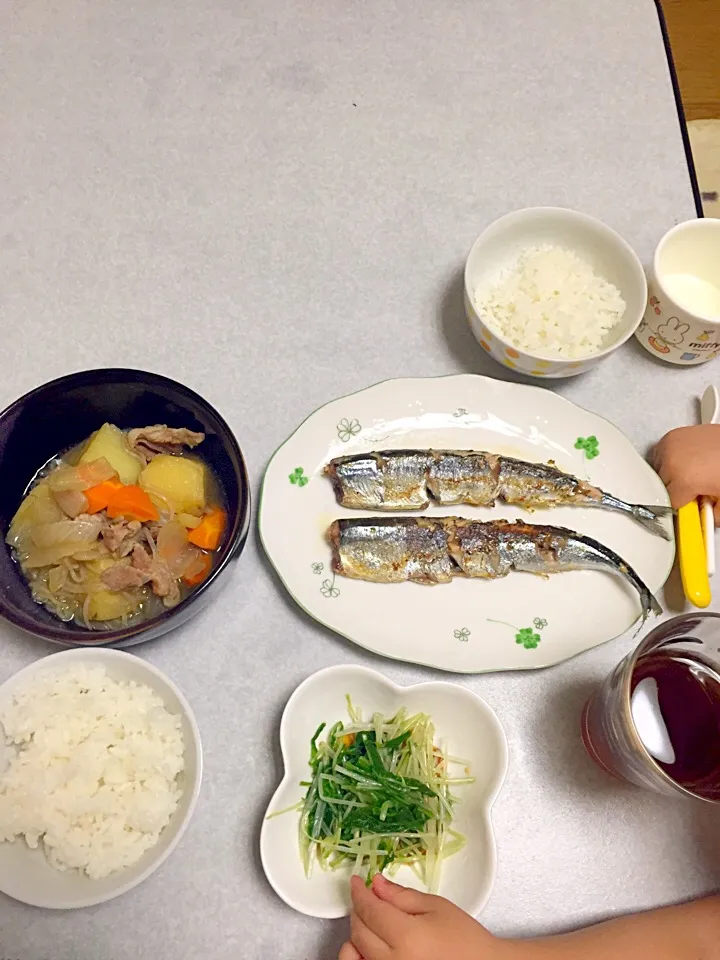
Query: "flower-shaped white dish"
260 665 508 919
0 648 203 909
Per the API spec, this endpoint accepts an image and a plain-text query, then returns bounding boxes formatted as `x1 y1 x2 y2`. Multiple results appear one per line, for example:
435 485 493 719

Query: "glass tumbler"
582 612 720 802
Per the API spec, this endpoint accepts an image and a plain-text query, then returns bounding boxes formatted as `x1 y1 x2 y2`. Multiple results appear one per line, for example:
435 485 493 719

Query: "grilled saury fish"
325 450 671 540
328 517 662 623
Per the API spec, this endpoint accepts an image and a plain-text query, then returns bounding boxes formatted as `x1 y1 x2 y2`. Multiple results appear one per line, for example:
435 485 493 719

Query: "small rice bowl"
0 664 184 879
473 245 626 359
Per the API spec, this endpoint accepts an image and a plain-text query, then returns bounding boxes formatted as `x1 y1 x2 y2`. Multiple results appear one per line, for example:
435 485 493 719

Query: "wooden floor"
660 0 720 120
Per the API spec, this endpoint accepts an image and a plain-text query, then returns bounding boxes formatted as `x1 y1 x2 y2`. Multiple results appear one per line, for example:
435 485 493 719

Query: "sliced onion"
30 516 102 549
52 488 90 519
177 512 202 530
72 544 109 562
48 458 117 492
47 565 67 594
156 520 199 577
24 543 94 568
8 484 65 541
144 487 175 523
183 551 210 582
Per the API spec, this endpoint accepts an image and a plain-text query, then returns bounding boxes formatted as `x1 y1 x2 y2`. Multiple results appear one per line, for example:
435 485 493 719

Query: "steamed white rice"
0 664 184 879
474 245 626 359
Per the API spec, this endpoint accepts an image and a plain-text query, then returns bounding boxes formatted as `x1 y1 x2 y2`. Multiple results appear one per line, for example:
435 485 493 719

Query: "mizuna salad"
291 698 474 891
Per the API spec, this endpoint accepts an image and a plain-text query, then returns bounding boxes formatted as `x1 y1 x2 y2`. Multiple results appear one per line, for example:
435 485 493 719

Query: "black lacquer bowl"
0 369 250 647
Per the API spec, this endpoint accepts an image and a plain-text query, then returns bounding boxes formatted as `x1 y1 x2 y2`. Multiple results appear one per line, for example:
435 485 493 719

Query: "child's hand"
338 874 501 960
652 424 720 523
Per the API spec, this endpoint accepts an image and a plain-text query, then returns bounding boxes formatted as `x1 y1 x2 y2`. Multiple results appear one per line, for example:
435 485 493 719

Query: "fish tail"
601 495 672 541
572 530 663 622
614 562 663 621
609 556 663 622
636 579 663 620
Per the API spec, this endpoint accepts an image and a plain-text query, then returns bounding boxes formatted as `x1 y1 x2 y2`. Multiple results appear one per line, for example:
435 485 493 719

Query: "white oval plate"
0 649 203 909
259 375 674 673
260 664 508 918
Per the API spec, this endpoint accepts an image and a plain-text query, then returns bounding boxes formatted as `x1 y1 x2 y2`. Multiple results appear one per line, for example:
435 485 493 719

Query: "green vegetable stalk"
294 696 474 892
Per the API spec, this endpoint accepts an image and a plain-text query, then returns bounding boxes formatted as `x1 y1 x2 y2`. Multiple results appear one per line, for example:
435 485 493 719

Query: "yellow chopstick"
677 500 711 608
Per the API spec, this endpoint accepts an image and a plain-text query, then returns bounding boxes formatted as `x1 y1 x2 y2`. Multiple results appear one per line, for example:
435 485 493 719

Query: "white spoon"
700 385 719 576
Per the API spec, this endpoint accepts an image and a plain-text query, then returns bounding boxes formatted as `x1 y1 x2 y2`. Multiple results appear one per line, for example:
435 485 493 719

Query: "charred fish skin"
325 449 671 540
449 518 568 579
448 518 662 621
328 517 453 584
446 518 509 577
427 451 499 506
325 452 432 510
496 457 600 508
329 516 662 622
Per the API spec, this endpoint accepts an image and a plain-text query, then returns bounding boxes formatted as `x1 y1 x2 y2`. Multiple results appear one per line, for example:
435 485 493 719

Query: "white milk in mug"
636 218 720 365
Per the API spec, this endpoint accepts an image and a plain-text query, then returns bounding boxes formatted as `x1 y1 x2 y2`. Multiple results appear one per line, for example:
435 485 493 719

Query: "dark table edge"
654 0 704 218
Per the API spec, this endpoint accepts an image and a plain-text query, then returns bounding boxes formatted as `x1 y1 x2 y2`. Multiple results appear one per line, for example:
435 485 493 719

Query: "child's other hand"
652 424 720 523
338 874 500 960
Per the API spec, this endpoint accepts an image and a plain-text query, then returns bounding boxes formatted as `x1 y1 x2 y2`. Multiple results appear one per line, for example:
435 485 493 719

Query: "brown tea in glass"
582 613 720 802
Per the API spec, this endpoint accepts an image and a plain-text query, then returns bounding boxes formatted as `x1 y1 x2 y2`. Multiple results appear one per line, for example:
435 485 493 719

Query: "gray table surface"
1 0 718 957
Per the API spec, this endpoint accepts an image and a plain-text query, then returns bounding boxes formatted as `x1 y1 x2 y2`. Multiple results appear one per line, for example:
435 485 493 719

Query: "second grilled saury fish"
328 517 662 623
325 450 671 540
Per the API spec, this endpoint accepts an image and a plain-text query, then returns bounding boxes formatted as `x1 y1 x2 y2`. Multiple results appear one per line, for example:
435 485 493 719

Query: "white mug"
635 218 720 365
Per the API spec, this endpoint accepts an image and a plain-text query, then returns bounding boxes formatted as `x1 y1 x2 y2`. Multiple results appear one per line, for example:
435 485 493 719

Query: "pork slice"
117 521 143 558
100 561 150 592
131 544 181 608
101 519 142 556
131 543 153 573
127 425 205 460
101 519 130 554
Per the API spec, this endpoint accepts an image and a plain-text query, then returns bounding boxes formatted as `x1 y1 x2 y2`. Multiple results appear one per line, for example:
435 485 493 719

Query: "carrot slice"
106 485 160 523
187 508 226 551
85 479 124 514
182 551 212 586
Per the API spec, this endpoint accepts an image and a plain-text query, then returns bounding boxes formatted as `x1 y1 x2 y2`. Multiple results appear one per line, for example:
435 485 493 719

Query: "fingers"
349 875 400 948
371 874 436 915
714 501 720 527
664 478 699 512
350 911 390 960
338 942 363 960
648 442 661 471
653 426 720 507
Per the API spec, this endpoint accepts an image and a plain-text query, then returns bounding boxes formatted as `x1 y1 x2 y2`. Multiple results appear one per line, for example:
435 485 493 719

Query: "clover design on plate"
574 435 599 460
487 618 547 650
320 574 340 598
453 628 471 642
515 627 541 650
337 418 361 442
289 466 309 487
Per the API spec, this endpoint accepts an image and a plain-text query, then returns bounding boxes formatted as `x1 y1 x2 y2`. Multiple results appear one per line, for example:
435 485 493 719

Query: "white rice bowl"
474 245 627 359
463 206 648 378
0 649 202 908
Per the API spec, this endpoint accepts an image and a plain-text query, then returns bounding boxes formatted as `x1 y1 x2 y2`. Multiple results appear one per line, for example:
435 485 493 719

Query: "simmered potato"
79 423 142 485
87 590 138 621
86 558 142 621
139 455 206 515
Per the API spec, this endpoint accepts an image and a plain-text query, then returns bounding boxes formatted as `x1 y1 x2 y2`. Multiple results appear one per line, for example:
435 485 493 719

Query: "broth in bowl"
6 423 227 630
